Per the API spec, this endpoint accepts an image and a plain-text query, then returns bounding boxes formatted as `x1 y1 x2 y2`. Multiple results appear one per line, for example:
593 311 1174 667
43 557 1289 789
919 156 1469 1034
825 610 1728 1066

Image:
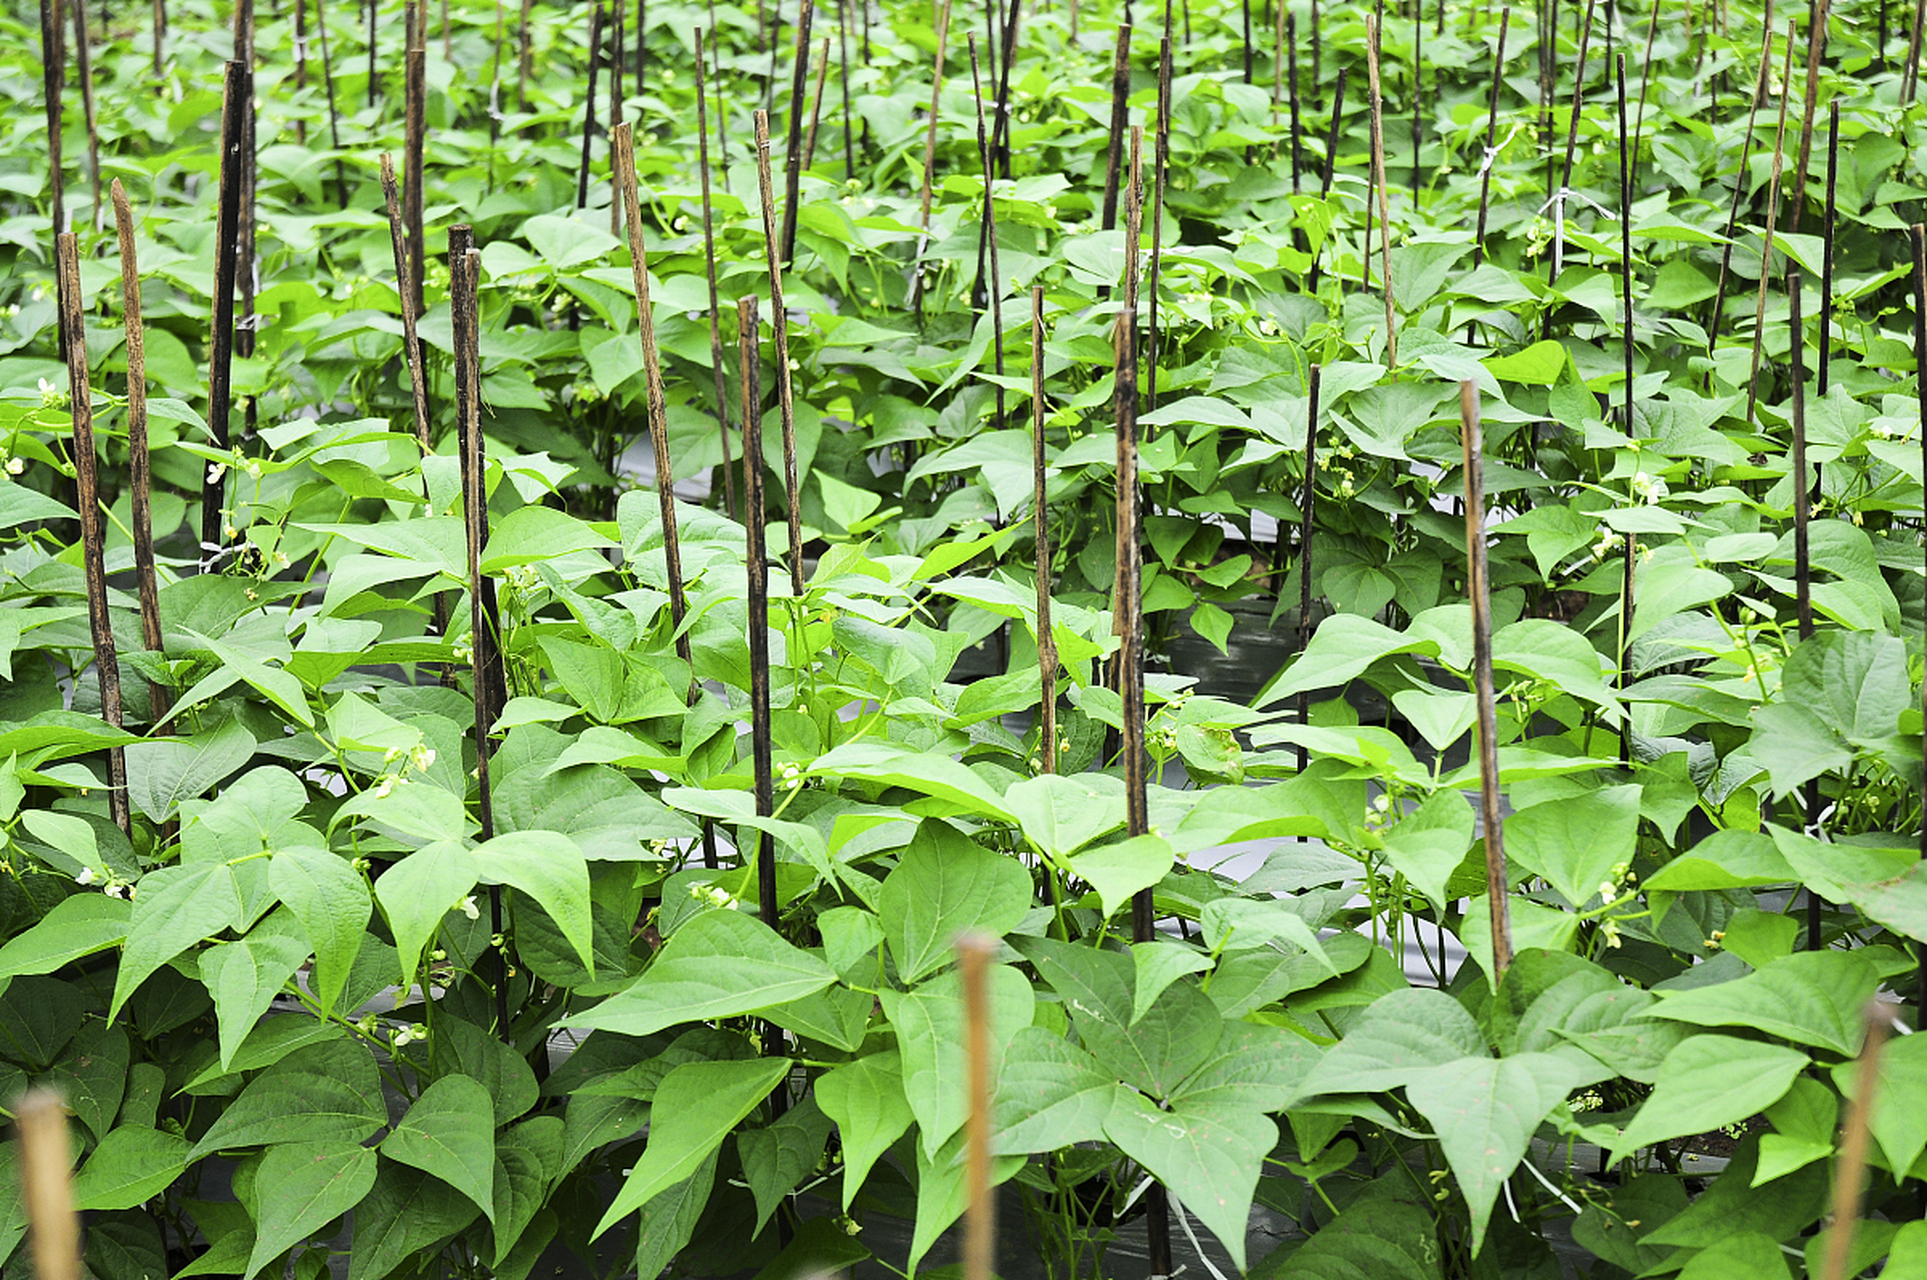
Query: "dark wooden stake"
1745 22 1798 426
201 61 248 568
367 0 378 109
1460 379 1513 982
1030 285 1056 775
1285 9 1301 185
40 0 65 256
910 0 954 321
1912 223 1926 1030
1472 8 1511 268
1789 267 1824 948
710 23 732 193
1787 0 1828 235
57 234 129 835
154 0 165 74
1817 97 1838 395
1308 66 1346 287
779 0 815 264
739 295 779 925
379 155 435 480
111 182 170 731
837 0 855 173
71 0 101 233
1295 364 1321 775
314 0 350 207
1099 22 1132 230
754 111 807 595
518 0 532 108
403 43 426 317
577 4 605 213
1707 20 1773 346
1617 51 1635 425
1365 14 1395 363
802 36 832 173
968 36 1006 427
696 29 738 519
1147 33 1172 409
1632 0 1662 151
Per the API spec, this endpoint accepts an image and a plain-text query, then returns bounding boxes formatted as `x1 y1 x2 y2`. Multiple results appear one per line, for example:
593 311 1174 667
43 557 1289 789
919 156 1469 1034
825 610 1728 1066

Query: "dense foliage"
0 0 1923 1276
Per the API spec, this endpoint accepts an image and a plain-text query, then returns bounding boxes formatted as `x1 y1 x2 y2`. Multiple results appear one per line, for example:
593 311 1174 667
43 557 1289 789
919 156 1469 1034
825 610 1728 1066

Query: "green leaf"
1611 1035 1808 1160
1481 339 1571 385
1504 784 1641 909
1104 1091 1276 1270
992 1027 1117 1154
1377 789 1474 913
1293 988 1486 1098
270 848 370 1017
110 861 243 1018
881 964 1035 1157
122 718 256 824
1271 1192 1442 1277
72 1126 190 1211
382 1075 498 1220
1643 830 1796 890
1628 562 1733 641
373 840 479 989
243 1141 379 1280
479 504 618 572
436 1015 540 1124
1199 899 1338 978
815 1052 914 1209
565 909 836 1037
1170 1020 1320 1112
0 480 77 528
1778 630 1908 741
737 1097 832 1231
631 1149 720 1280
472 830 594 977
1068 835 1174 920
200 915 310 1071
1259 614 1437 707
1831 1025 1927 1175
1644 950 1877 1056
1405 1053 1581 1253
1748 701 1854 798
347 1159 482 1280
0 893 130 979
877 820 1034 983
1003 773 1126 859
592 1057 789 1238
188 1040 388 1160
1130 941 1213 1025
807 740 1015 820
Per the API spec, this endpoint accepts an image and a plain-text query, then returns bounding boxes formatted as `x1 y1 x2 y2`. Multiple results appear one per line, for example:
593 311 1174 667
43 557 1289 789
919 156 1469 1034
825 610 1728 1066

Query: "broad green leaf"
1778 631 1908 741
243 1141 379 1280
1171 1020 1320 1112
204 635 315 728
479 503 617 572
72 1126 190 1211
1272 1192 1442 1277
877 820 1034 983
1460 896 1580 986
808 740 1015 820
815 1051 914 1209
1748 701 1854 798
472 830 594 976
373 840 479 988
565 908 835 1037
1130 941 1212 1025
1482 339 1571 384
1003 773 1126 859
200 914 310 1070
110 861 243 1018
1405 1053 1582 1252
1644 950 1877 1056
382 1075 498 1220
1504 784 1640 909
881 964 1035 1157
436 1015 539 1124
1643 830 1796 890
1611 1035 1808 1160
1258 614 1438 707
1104 1090 1276 1270
1068 835 1174 920
592 1057 789 1237
1293 987 1488 1098
1199 899 1338 978
122 718 256 824
1831 1026 1927 1175
1377 789 1474 912
992 1027 1117 1154
631 1149 720 1280
270 848 370 1017
188 1039 388 1160
0 480 77 529
1628 562 1732 641
0 893 130 979
736 1096 832 1231
347 1160 482 1280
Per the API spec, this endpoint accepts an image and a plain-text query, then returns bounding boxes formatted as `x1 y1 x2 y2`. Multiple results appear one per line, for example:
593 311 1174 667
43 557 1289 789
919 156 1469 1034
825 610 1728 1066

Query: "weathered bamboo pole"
403 42 426 316
968 36 1006 427
1632 0 1661 148
315 0 350 207
837 0 855 173
1817 98 1838 395
1817 1005 1891 1280
1295 365 1321 778
379 156 434 478
367 0 378 109
1787 0 1828 235
16 1091 81 1280
696 29 738 519
1306 66 1345 288
71 0 101 233
1472 8 1511 268
958 933 997 1280
909 0 954 321
518 0 533 108
1616 51 1634 429
802 36 832 173
110 183 171 731
779 0 815 263
1365 14 1395 363
1745 22 1799 425
577 4 605 213
201 60 248 568
1912 223 1926 1028
1099 23 1132 230
57 234 129 836
40 0 65 259
739 295 779 924
754 111 807 595
154 0 165 74
1146 33 1171 409
1031 285 1056 775
1706 20 1773 346
1460 379 1513 981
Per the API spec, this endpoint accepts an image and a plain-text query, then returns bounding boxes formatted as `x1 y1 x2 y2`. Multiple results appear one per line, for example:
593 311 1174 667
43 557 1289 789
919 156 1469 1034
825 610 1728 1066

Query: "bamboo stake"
40 0 65 259
296 0 310 145
1123 126 1142 319
16 1091 81 1280
1460 380 1513 982
610 0 626 234
403 43 426 317
1099 23 1132 231
1365 14 1395 364
696 29 738 519
235 7 258 450
379 156 434 482
1310 0 1319 95
367 0 377 110
57 234 129 836
1707 21 1773 346
958 933 997 1280
1745 22 1798 426
754 111 807 595
1285 9 1301 184
711 24 733 193
111 183 170 731
837 0 855 173
1030 285 1056 775
518 0 532 108
1789 268 1825 949
991 0 1020 178
577 4 605 213
70 0 100 233
1549 0 1597 283
1472 8 1511 268
1913 223 1926 1030
1817 1005 1891 1280
1616 50 1634 428
1632 0 1661 150
315 0 350 207
1904 0 1924 102
1787 0 1828 235
636 0 647 95
1147 33 1171 409
1307 66 1346 287
154 0 165 75
202 61 248 568
779 0 815 264
968 36 1006 427
803 37 831 173
1817 98 1838 395
739 295 779 924
1411 4 1422 196
909 0 954 321
1295 364 1321 778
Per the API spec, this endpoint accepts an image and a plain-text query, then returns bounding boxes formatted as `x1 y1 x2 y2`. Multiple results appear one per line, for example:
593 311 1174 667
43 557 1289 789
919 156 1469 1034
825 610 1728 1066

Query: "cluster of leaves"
0 0 1922 1277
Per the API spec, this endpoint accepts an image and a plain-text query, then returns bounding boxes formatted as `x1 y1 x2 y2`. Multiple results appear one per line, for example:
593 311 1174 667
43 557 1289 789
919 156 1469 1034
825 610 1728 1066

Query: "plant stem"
1460 379 1512 981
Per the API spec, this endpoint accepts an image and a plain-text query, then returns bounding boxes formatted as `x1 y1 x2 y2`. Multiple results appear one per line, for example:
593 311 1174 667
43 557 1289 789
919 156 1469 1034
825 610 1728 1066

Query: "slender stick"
739 295 779 925
754 111 807 596
40 0 65 255
314 0 349 207
968 37 1006 427
296 0 310 145
1617 51 1634 429
1472 8 1511 268
1904 0 1924 103
1817 1005 1891 1280
70 0 101 233
1285 9 1301 185
202 61 248 568
614 124 694 676
1364 14 1395 365
1632 0 1661 149
1411 3 1422 196
910 0 954 321
379 156 435 483
367 0 377 110
1100 23 1133 231
610 0 627 234
636 0 647 95
837 0 855 173
154 0 165 75
1787 0 1828 235
1242 0 1253 83
1550 0 1598 282
711 25 732 193
57 234 129 836
779 0 815 264
991 0 1020 178
1307 65 1346 288
1147 34 1171 409
1789 266 1825 948
17 1091 81 1280
696 30 738 519
1817 98 1838 396
235 18 258 449
518 0 532 108
1030 285 1056 776
1295 364 1321 778
577 4 605 213
1707 21 1773 344
1745 22 1798 426
403 48 426 317
1461 380 1513 981
802 36 831 173
111 182 170 731
958 933 997 1280
1912 223 1926 1030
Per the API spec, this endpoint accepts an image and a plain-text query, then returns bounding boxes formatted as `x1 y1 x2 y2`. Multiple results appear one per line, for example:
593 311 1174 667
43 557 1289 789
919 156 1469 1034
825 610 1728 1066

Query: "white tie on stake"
1537 184 1620 281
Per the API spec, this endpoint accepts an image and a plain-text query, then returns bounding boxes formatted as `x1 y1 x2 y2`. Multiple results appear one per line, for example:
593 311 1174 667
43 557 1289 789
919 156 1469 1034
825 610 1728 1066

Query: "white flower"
37 376 67 409
459 895 480 920
207 462 227 484
5 457 22 476
74 866 98 886
1598 881 1618 904
411 745 437 773
105 884 127 899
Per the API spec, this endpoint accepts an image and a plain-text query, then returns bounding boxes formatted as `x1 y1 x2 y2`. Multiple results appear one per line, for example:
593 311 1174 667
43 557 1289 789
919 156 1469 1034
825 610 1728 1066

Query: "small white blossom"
459 895 480 920
207 462 228 484
74 866 98 886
